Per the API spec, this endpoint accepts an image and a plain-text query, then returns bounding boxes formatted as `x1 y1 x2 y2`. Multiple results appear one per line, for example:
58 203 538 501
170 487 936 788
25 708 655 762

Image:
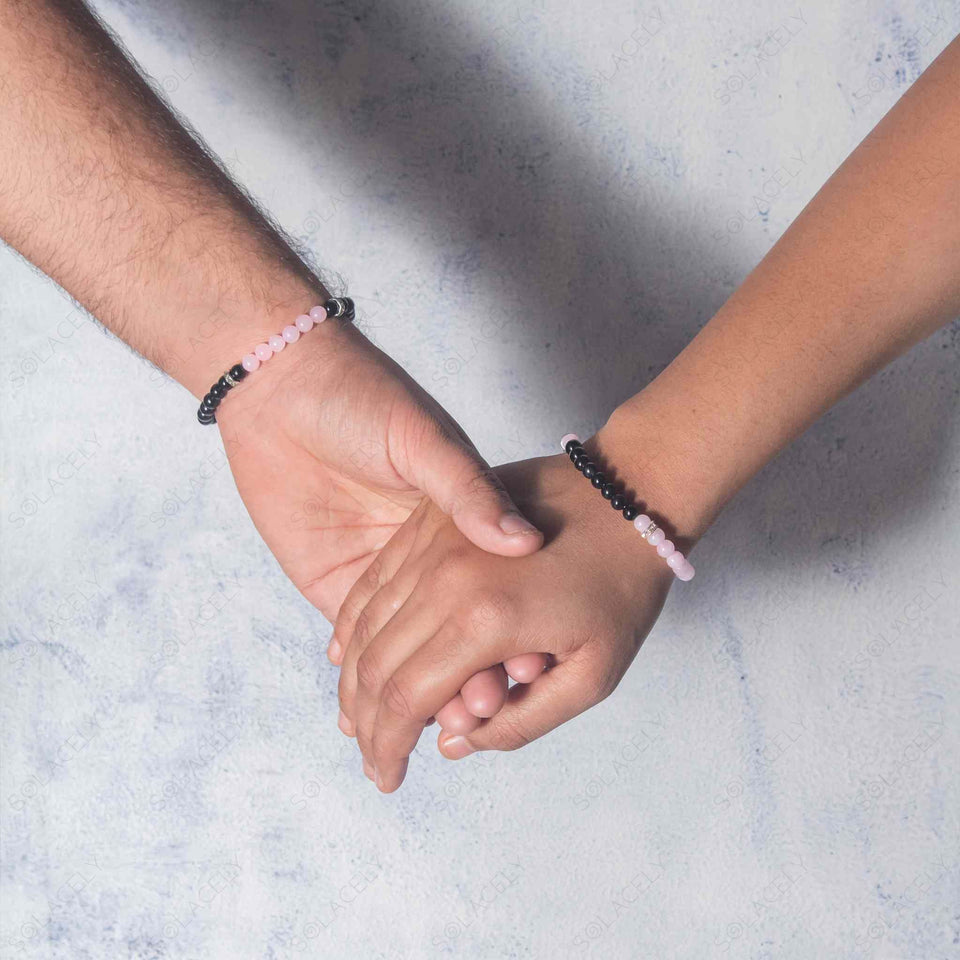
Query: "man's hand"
216 319 542 625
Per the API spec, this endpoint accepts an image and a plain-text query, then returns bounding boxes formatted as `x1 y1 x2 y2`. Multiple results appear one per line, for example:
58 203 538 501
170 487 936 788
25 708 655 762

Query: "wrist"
589 393 724 550
158 277 337 399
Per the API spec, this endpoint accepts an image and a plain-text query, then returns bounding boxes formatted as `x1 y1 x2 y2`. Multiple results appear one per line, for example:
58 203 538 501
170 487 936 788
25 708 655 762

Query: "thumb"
406 430 543 557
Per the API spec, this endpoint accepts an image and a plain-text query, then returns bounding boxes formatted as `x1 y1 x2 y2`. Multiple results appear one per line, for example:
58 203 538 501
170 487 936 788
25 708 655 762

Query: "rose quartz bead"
656 539 674 558
282 324 300 343
560 433 580 451
241 353 260 372
666 551 685 571
268 334 286 353
675 560 695 582
308 304 328 322
254 343 273 362
648 528 665 546
295 313 314 333
633 514 652 534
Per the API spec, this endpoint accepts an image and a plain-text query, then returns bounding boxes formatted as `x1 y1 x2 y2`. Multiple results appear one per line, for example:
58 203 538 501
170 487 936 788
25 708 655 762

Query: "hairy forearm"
0 0 327 396
600 35 960 543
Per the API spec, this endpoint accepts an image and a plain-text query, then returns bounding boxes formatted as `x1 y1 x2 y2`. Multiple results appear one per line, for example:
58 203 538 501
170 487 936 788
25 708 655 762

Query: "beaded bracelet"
197 297 355 424
560 433 695 581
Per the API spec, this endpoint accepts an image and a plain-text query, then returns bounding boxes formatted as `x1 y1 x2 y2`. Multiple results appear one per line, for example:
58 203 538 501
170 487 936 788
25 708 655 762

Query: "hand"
335 443 694 792
215 320 544 624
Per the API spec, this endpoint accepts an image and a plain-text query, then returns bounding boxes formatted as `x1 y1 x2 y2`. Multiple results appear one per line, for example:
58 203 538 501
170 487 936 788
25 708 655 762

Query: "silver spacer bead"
641 521 658 540
223 370 239 387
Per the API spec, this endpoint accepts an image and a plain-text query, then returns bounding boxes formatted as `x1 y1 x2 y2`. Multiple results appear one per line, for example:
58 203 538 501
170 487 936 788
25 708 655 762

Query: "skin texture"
337 35 960 791
335 453 677 791
0 0 544 716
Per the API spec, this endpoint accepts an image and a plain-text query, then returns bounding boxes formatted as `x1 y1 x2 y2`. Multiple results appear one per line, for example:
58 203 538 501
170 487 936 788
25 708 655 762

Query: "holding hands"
331 443 688 792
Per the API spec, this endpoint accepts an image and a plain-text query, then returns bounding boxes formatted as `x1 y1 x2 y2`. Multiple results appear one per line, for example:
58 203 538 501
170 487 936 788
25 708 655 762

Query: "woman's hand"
334 444 694 792
215 321 544 624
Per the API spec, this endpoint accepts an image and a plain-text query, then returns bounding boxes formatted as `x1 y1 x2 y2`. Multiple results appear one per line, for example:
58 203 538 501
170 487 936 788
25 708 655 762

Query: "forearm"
600 35 960 543
0 0 327 397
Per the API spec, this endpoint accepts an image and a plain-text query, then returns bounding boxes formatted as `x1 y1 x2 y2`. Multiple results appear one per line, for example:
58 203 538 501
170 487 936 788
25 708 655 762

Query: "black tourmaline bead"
601 482 616 500
610 494 627 511
583 463 598 479
217 375 232 392
591 472 606 489
229 364 247 382
197 410 216 424
200 395 219 411
573 452 588 470
622 504 638 521
209 382 226 399
564 438 581 454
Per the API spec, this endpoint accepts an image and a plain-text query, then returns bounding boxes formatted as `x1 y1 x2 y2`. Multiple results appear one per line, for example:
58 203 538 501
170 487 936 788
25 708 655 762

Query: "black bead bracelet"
197 296 354 425
560 433 695 581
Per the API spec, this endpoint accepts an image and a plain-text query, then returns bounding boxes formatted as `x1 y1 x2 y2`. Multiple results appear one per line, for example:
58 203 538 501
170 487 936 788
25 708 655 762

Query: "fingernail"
328 636 342 663
337 709 355 737
362 758 375 781
375 770 384 791
498 512 539 536
439 735 474 760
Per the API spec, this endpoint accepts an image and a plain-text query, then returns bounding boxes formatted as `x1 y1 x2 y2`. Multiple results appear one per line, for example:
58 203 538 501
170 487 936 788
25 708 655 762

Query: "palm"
215 330 439 620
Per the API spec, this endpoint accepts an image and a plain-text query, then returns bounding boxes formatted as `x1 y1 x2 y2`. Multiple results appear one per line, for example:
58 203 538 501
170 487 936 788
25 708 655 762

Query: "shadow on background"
135 0 959 584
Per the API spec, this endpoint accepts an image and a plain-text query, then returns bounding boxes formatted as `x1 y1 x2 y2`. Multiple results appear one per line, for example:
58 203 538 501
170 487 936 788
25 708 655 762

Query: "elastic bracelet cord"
197 297 355 425
560 434 696 581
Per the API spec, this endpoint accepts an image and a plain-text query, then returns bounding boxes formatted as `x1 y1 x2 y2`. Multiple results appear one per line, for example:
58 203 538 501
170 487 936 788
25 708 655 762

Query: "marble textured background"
2 1 959 957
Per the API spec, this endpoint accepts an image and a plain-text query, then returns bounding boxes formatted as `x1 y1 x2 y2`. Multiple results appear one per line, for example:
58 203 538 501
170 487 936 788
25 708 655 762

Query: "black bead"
591 472 606 489
611 494 627 510
601 483 616 500
201 395 219 410
209 382 226 399
583 463 598 479
229 364 247 381
564 438 582 454
217 375 232 392
622 504 638 521
572 452 588 470
197 410 216 424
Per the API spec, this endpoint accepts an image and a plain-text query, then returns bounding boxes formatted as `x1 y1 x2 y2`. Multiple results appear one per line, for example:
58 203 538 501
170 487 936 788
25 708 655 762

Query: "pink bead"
560 433 580 451
295 313 314 333
241 353 260 372
254 343 273 362
656 539 674 558
282 324 300 343
675 561 695 581
268 334 286 353
648 528 665 546
309 304 328 322
666 551 685 571
633 514 652 534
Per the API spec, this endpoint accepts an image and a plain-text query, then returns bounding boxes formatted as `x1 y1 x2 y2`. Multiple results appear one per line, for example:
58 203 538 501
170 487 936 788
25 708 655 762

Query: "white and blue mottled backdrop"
2 1 958 957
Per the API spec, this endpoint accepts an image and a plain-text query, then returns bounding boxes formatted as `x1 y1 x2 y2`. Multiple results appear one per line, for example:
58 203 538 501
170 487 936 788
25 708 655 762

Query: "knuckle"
487 712 532 752
463 464 504 506
463 590 513 633
355 651 384 693
352 608 375 646
381 676 414 720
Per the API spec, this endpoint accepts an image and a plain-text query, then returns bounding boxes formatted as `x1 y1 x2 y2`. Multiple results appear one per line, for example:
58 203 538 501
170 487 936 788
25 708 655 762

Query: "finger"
402 427 543 558
330 515 421 665
438 655 613 758
434 694 481 735
460 664 508 718
503 653 548 684
349 598 449 773
367 613 530 791
338 573 433 736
